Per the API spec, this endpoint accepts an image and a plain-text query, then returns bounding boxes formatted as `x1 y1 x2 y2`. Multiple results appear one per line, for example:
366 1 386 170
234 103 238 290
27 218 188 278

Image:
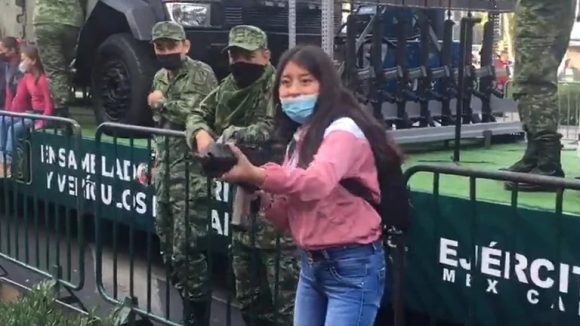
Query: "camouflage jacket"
151 56 218 203
185 64 295 249
185 63 276 148
33 0 86 27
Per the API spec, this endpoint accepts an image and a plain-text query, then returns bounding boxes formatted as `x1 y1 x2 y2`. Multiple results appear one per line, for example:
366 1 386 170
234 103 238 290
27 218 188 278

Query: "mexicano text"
440 237 580 314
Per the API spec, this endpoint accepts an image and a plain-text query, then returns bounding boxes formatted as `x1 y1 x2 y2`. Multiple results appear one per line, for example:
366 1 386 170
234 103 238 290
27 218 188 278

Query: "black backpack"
287 136 412 234
340 158 412 235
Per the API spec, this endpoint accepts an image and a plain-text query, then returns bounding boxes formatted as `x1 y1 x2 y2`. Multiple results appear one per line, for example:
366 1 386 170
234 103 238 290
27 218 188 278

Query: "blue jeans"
294 240 387 326
0 116 33 163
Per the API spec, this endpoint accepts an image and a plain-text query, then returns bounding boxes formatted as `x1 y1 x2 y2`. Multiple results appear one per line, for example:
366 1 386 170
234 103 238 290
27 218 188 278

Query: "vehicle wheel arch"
75 0 159 86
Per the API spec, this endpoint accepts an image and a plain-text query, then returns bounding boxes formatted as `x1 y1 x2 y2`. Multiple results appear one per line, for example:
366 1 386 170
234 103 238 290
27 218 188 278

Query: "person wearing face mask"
219 45 402 326
147 21 218 326
0 37 25 178
0 45 53 178
185 25 298 326
0 37 24 111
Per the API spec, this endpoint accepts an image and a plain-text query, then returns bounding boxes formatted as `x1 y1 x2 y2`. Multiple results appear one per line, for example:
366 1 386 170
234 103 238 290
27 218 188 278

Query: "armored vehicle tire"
91 33 156 137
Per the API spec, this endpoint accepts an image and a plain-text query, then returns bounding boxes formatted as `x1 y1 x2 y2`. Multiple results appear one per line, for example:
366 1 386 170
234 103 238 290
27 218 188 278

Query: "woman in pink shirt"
220 45 403 326
0 44 53 174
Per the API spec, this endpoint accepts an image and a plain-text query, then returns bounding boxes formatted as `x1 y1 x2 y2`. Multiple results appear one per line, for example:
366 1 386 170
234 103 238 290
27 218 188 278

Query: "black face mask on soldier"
157 53 183 70
230 62 265 88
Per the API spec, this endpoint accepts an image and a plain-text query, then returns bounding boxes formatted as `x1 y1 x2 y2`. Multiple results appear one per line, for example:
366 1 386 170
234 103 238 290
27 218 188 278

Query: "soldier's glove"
198 143 238 178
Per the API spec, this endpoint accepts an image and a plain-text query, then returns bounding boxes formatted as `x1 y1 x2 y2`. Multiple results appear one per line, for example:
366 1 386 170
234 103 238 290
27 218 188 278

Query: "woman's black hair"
272 44 403 172
20 45 45 84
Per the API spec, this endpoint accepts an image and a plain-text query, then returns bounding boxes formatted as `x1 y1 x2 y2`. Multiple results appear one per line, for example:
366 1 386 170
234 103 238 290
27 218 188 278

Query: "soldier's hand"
148 90 164 107
195 129 215 153
221 126 245 143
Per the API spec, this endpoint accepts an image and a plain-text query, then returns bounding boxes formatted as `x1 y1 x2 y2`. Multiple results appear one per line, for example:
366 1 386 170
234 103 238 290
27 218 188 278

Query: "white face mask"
18 62 28 73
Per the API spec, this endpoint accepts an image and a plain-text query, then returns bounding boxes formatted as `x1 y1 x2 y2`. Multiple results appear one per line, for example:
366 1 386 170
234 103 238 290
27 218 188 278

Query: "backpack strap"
339 178 380 212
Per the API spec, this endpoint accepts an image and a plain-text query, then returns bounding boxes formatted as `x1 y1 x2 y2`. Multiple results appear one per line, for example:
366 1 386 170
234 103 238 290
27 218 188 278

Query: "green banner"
22 133 232 241
406 191 580 325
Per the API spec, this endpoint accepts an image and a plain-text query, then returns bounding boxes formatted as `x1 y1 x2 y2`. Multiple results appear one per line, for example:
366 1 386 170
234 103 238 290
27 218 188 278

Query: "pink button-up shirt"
260 117 382 250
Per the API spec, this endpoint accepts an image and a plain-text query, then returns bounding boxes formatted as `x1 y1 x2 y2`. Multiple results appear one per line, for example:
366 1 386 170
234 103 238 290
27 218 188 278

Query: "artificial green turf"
71 106 149 146
72 106 580 214
403 142 580 215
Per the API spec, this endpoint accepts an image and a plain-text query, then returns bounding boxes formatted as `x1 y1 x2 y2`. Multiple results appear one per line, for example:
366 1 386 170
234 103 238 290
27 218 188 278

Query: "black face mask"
157 53 183 71
230 62 265 88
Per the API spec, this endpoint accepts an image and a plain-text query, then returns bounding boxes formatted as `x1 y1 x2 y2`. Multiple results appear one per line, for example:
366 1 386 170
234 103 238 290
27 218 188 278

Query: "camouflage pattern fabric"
33 24 79 108
513 0 577 140
32 0 85 27
151 21 187 42
232 238 298 326
185 63 276 149
224 25 268 51
185 62 294 249
186 24 298 325
151 55 218 303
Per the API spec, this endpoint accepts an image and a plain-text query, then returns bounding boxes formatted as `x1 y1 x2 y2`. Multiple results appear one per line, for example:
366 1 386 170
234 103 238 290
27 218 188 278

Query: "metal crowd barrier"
93 122 296 326
0 111 85 292
403 164 580 325
8 115 580 325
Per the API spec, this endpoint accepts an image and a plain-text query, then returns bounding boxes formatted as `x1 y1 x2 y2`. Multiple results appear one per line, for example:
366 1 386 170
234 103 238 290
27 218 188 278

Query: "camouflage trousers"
153 171 210 303
33 23 79 108
513 0 577 139
232 228 299 326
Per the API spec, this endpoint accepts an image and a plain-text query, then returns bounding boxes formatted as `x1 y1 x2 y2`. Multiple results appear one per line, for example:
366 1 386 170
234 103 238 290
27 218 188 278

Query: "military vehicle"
0 0 339 127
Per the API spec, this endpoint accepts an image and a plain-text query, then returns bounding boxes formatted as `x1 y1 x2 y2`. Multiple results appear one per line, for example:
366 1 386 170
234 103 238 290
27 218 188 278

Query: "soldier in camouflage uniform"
32 0 86 118
504 0 577 191
148 21 218 326
185 25 298 326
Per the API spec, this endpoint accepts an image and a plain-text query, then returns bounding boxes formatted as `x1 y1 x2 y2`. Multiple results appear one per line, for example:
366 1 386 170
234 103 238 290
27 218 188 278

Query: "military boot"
500 133 537 173
182 299 210 326
505 134 565 192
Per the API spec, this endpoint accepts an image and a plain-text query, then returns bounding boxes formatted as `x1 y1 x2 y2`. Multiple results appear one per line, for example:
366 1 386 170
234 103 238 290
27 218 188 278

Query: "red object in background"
494 56 510 91
136 163 150 185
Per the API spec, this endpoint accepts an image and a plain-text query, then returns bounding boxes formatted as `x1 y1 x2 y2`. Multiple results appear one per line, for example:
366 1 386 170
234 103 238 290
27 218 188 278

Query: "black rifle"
393 13 416 129
439 15 457 126
454 15 481 162
473 13 504 122
370 5 386 123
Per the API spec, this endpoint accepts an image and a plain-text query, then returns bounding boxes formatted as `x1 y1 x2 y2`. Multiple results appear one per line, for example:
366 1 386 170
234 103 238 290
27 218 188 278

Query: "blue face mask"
280 94 318 124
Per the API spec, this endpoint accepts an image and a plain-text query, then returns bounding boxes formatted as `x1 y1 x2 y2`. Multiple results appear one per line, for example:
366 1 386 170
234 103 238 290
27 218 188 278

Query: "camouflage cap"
151 21 186 42
224 25 268 52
